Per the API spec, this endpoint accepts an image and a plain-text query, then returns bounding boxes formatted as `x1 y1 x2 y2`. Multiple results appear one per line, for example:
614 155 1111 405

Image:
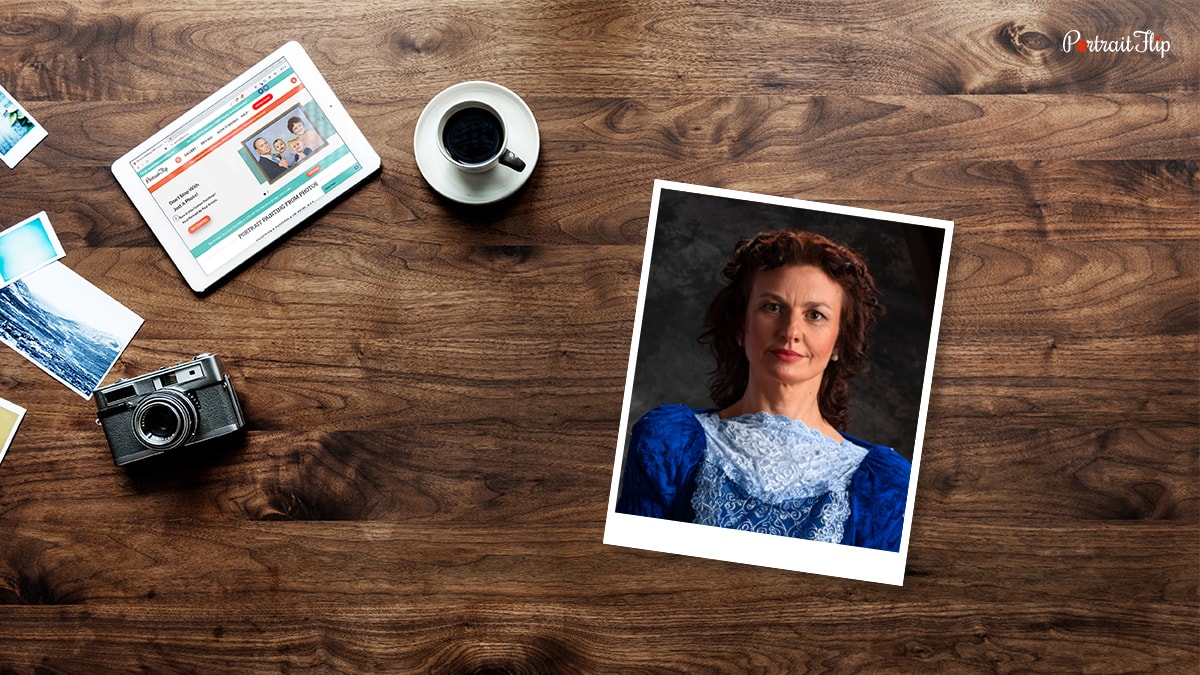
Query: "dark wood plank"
3 96 1195 252
0 421 1193 533
0 591 1195 671
0 521 1195 667
14 95 1200 171
9 96 1200 182
2 0 1196 99
0 519 1194 608
3 228 1194 430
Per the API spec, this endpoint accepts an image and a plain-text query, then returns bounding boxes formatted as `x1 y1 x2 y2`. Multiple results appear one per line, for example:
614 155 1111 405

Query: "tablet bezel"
111 41 380 293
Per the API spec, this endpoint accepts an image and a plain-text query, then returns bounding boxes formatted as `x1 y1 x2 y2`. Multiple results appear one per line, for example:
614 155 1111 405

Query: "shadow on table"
116 431 246 489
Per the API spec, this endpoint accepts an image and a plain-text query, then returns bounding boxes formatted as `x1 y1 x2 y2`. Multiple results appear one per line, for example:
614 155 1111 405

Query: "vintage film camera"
94 354 245 466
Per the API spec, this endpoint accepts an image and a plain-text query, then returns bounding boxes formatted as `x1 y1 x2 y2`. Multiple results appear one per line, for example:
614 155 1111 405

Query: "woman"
616 230 910 552
287 116 323 152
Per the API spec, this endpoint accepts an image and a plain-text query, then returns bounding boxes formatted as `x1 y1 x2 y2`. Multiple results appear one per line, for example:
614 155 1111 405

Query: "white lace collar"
694 410 868 504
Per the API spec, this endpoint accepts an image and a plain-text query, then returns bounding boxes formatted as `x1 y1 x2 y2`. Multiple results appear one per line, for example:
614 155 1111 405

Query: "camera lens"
142 406 179 438
132 390 197 451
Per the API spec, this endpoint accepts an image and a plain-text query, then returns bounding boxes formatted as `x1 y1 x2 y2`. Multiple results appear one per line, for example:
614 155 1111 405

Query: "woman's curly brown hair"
699 230 883 430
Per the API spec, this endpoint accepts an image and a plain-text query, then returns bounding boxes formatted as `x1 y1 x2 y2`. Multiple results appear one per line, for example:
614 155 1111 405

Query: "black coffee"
442 107 503 164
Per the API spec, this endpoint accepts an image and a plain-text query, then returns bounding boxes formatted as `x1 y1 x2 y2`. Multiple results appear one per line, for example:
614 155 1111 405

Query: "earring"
832 354 839 361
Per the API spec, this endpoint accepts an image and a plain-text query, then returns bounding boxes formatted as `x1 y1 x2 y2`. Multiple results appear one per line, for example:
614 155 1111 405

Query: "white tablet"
112 42 380 292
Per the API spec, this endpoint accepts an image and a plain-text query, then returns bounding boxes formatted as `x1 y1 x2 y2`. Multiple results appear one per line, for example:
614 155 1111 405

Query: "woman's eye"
763 302 781 313
807 310 825 321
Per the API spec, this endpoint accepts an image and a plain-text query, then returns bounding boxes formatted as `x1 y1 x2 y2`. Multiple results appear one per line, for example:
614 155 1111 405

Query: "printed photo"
0 211 65 288
604 180 953 585
0 397 25 467
0 82 47 168
241 105 326 184
0 262 143 399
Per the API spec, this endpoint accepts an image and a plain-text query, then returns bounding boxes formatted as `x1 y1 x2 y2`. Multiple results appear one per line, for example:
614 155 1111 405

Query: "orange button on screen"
306 165 322 177
187 215 211 234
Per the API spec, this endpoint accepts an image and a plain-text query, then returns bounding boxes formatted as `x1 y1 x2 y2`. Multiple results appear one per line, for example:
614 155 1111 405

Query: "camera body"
94 354 245 466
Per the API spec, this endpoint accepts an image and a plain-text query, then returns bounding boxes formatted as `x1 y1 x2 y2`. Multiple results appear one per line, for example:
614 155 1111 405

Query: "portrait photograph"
604 180 953 585
241 105 326 184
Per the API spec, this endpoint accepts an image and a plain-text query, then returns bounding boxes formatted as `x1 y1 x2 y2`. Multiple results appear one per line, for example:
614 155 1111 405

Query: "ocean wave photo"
0 263 142 397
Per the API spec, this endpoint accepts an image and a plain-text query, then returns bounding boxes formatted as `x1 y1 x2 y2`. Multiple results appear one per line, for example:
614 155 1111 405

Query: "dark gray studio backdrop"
625 188 947 462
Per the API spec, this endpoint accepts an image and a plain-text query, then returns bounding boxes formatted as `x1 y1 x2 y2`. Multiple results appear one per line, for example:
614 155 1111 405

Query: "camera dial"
132 389 198 451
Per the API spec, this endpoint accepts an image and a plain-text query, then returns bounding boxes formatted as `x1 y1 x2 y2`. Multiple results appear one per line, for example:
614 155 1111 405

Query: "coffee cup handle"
499 149 526 172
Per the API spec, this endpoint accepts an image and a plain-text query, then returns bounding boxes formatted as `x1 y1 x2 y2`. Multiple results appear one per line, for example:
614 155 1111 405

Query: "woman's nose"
781 315 804 342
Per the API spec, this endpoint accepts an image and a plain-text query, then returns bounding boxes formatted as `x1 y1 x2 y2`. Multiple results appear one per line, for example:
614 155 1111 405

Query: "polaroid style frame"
603 180 954 586
111 41 380 292
0 82 48 168
0 211 65 288
0 397 25 466
0 262 143 399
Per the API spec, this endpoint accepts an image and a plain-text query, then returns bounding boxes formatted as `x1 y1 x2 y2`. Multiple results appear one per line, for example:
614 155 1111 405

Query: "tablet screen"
125 53 369 276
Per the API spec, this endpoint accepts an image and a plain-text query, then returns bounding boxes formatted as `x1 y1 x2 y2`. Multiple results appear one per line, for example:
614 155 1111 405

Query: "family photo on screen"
242 106 327 183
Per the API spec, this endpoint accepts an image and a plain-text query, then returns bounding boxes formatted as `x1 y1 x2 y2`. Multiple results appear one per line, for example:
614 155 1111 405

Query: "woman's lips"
770 349 805 362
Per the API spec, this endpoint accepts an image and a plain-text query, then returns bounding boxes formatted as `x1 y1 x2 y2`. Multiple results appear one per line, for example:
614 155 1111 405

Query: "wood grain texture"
0 0 1197 671
2 0 1197 98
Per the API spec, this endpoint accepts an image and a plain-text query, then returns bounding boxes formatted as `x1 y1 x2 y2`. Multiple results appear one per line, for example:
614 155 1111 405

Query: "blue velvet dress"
616 404 910 552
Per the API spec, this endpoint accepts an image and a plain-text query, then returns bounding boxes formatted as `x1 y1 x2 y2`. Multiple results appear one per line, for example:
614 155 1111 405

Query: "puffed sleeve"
615 404 707 522
842 440 911 552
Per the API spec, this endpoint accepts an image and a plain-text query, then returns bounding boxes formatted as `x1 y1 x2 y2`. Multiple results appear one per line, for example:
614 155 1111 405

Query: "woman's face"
290 121 305 135
740 264 843 394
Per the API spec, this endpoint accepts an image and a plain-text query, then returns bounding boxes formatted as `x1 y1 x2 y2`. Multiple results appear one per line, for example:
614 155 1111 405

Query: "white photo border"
0 211 66 288
0 397 26 467
603 180 954 586
0 82 48 169
0 262 143 399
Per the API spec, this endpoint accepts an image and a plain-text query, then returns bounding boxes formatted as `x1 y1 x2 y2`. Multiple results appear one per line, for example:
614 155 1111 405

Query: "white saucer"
414 81 539 205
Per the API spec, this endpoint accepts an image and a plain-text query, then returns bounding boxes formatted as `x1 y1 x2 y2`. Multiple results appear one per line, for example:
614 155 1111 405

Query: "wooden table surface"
1 0 1197 671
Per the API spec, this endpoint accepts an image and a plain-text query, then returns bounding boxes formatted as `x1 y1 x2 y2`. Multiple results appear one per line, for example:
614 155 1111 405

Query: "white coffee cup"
436 100 526 173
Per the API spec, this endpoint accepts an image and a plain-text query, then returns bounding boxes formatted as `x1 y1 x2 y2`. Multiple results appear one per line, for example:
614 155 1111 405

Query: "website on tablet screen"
128 56 366 274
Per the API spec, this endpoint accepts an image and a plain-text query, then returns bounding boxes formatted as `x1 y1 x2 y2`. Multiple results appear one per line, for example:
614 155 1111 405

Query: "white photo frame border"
0 82 48 169
0 211 66 288
603 180 954 586
0 397 26 467
0 262 143 399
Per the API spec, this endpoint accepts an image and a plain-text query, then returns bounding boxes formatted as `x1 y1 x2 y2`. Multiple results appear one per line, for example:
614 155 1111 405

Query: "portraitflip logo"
1062 30 1171 57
